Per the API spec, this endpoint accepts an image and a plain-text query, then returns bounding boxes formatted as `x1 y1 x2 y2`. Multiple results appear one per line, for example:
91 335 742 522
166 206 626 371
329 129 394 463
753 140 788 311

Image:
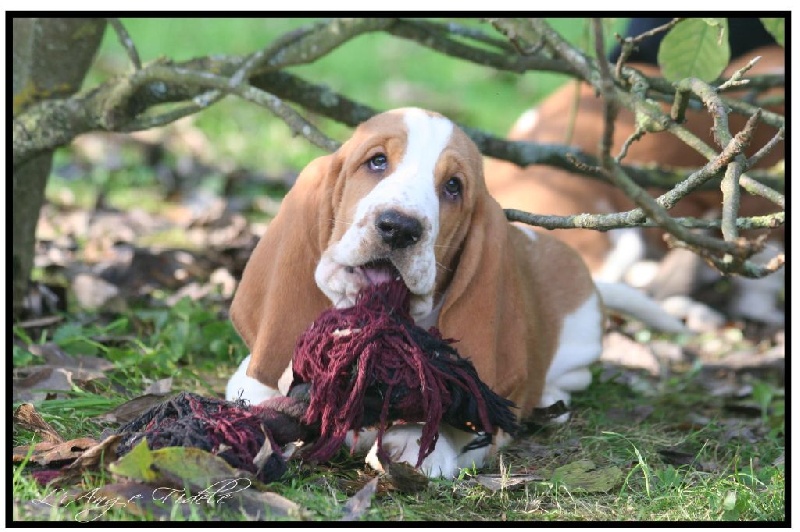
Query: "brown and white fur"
226 108 684 478
485 45 785 326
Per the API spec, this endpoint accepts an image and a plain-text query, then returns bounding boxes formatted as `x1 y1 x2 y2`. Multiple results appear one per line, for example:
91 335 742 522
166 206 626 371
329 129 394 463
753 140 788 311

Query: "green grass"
12 301 785 521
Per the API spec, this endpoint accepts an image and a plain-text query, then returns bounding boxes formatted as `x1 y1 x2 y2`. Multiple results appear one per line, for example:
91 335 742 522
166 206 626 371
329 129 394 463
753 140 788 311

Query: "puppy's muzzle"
375 209 423 250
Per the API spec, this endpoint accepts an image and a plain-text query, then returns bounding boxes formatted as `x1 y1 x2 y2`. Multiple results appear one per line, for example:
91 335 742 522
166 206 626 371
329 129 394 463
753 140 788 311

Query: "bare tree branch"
505 207 784 232
613 17 683 81
106 18 141 70
673 77 749 243
11 16 785 279
515 17 783 278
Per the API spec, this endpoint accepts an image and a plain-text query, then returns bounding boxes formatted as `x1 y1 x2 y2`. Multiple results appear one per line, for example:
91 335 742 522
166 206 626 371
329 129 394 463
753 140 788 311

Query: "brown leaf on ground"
339 477 379 521
65 435 121 472
237 490 307 520
30 435 123 488
657 448 721 473
700 347 785 385
94 393 174 425
28 342 116 373
720 420 762 444
13 403 64 444
13 438 99 466
13 367 74 403
657 448 698 467
601 332 660 375
528 400 570 425
605 404 655 424
383 461 429 494
13 343 116 402
474 473 545 492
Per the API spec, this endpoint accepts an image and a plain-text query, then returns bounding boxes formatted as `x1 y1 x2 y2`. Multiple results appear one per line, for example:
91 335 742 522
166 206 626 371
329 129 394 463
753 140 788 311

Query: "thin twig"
665 234 783 278
131 23 323 132
229 23 319 87
122 92 223 132
166 66 341 152
615 126 646 163
739 175 785 208
416 19 516 52
614 17 683 81
592 19 618 162
717 55 761 91
747 126 785 169
106 18 142 70
672 78 750 244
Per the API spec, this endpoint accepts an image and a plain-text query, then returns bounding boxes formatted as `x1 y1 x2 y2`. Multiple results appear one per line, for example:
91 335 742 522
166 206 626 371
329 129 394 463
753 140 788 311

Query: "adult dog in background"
226 108 684 478
485 19 785 326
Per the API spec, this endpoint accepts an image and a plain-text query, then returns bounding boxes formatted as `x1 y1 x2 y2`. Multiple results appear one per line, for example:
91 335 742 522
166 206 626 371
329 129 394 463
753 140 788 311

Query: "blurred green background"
85 18 628 173
46 18 628 224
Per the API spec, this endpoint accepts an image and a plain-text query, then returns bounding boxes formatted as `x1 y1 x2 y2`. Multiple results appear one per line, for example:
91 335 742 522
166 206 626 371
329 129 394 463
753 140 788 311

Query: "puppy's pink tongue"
363 266 397 285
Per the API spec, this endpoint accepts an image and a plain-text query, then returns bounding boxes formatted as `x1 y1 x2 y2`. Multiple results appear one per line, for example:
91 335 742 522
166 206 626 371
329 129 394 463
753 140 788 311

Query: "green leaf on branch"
658 18 731 82
760 18 785 47
701 18 728 45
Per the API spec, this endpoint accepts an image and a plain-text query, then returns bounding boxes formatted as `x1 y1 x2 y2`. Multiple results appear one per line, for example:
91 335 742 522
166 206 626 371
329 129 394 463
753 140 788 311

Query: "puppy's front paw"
365 424 459 479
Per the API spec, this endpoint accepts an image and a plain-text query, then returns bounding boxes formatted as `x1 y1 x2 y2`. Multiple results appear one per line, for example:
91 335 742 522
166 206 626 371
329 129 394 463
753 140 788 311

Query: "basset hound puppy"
485 44 785 326
226 107 683 478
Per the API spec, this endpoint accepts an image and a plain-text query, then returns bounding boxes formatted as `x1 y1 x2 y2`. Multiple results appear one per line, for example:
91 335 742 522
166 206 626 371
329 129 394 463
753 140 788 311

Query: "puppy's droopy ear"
230 154 339 389
437 193 538 413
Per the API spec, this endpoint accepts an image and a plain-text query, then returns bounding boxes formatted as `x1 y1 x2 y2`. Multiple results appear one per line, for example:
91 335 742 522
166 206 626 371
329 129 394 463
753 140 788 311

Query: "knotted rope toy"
116 279 518 482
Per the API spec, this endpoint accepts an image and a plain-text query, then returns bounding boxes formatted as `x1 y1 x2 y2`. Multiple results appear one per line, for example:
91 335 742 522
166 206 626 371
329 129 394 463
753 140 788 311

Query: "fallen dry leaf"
13 438 99 466
236 490 307 520
527 400 570 425
94 393 175 425
66 435 121 472
658 448 721 473
25 435 122 488
340 477 379 521
601 332 660 375
13 367 74 403
657 448 698 467
29 342 116 373
474 473 545 492
13 342 117 402
13 403 64 444
384 460 429 494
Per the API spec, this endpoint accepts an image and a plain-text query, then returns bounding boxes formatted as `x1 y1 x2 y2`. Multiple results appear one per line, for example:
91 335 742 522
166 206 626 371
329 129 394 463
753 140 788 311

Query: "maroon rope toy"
115 280 518 481
292 279 518 467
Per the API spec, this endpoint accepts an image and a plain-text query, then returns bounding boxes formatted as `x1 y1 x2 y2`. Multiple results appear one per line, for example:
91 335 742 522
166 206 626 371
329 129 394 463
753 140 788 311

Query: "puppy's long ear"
437 193 544 413
230 154 339 389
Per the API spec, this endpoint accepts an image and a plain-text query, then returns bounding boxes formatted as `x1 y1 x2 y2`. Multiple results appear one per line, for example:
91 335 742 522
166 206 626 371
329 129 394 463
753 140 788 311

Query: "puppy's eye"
443 177 463 199
366 154 388 172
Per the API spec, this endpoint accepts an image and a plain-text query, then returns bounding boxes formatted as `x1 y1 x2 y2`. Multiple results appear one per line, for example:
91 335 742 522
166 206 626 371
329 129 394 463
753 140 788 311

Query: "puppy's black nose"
375 210 423 249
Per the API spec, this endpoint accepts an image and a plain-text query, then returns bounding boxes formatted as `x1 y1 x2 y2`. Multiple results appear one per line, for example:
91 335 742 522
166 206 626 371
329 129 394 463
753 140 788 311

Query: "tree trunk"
12 17 107 318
